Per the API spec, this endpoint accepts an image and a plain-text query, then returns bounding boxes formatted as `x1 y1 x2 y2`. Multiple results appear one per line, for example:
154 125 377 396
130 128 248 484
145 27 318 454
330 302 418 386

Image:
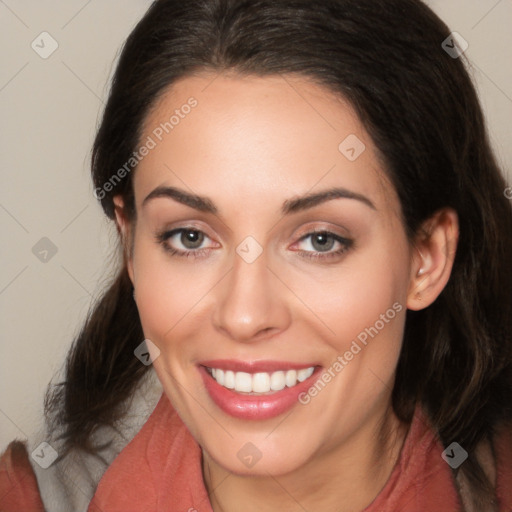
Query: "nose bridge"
212 244 290 341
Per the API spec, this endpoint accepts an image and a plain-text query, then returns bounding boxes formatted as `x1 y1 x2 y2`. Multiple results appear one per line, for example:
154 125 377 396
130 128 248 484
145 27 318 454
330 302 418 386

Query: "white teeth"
209 366 315 393
252 372 271 392
235 372 252 392
285 370 297 387
270 371 286 391
297 367 314 382
224 370 235 389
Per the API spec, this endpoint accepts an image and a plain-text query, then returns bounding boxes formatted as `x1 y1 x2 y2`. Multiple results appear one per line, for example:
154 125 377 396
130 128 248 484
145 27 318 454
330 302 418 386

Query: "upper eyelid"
158 227 217 246
160 217 351 236
160 225 348 238
159 222 215 239
291 231 352 252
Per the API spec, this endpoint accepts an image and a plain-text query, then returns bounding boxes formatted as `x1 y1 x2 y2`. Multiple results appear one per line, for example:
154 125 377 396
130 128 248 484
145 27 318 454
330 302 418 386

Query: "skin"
114 72 459 512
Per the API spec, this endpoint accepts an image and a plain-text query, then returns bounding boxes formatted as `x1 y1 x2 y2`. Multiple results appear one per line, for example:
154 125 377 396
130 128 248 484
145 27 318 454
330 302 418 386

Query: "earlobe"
407 208 459 311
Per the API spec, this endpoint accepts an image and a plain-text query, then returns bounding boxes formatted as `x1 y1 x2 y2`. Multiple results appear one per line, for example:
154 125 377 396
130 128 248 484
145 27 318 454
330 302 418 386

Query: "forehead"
133 72 398 216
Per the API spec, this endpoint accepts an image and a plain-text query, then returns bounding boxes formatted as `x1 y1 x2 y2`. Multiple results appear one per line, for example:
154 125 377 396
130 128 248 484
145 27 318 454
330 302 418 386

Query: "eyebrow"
282 188 376 213
142 185 376 214
143 186 218 213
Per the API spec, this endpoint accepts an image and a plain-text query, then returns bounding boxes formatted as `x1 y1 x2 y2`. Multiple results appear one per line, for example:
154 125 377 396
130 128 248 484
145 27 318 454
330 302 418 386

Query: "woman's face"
122 72 417 476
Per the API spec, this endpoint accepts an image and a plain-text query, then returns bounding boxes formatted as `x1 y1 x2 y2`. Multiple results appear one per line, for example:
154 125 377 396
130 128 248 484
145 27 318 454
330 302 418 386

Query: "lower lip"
199 366 320 420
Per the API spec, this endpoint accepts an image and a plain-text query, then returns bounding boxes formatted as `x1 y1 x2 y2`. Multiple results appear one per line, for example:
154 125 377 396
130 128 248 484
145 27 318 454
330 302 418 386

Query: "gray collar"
27 368 163 512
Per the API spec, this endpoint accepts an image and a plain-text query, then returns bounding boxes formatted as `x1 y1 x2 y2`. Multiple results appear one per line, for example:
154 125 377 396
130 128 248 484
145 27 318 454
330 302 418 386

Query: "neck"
202 405 410 512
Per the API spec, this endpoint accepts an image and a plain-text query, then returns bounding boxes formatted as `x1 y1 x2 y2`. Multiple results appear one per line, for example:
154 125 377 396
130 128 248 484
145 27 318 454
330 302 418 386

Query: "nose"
212 248 291 343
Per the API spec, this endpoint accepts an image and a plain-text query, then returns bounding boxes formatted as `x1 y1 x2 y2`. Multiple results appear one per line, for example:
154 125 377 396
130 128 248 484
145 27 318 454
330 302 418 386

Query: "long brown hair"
45 0 512 508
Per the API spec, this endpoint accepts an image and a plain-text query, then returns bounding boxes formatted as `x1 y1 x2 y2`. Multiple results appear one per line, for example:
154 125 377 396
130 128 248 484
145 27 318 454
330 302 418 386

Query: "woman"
2 0 511 510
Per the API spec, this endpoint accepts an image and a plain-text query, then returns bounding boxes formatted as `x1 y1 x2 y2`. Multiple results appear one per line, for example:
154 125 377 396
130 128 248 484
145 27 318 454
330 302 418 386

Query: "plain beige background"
1 0 511 454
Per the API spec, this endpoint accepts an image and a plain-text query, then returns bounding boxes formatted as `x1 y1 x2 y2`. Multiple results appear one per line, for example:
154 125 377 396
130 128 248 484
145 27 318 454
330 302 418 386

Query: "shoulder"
0 440 45 512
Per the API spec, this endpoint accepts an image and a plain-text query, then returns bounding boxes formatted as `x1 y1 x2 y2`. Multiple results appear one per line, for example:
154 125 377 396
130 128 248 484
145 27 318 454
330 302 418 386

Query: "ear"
407 208 459 311
113 195 135 285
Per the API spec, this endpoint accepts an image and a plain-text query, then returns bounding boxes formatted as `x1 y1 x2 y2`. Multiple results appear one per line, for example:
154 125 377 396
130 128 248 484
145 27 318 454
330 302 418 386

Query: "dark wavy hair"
44 0 512 509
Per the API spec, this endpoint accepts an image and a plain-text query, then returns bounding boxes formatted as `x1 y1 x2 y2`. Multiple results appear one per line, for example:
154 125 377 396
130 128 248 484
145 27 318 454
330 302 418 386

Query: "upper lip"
199 359 320 373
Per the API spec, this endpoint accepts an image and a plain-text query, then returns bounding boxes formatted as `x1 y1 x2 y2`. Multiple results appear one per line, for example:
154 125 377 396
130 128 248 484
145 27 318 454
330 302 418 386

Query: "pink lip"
199 359 316 373
198 363 321 420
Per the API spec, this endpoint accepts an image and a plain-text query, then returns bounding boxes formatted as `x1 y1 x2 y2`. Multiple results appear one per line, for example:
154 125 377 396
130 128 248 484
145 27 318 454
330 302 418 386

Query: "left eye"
295 231 349 253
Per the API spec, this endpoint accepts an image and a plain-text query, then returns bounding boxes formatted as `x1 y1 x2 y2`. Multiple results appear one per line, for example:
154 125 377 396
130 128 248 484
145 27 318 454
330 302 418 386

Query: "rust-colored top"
1 393 511 511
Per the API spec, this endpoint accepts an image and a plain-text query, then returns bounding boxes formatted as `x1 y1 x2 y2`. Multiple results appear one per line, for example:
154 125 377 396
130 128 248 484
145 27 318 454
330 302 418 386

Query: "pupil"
182 230 203 249
312 233 334 252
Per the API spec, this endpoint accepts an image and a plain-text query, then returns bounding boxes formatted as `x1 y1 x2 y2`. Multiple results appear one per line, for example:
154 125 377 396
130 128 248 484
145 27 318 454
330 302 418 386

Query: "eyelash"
295 230 353 260
155 228 353 261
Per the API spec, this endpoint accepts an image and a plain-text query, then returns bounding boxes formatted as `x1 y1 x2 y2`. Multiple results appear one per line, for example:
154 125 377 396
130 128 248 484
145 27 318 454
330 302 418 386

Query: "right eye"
156 228 218 258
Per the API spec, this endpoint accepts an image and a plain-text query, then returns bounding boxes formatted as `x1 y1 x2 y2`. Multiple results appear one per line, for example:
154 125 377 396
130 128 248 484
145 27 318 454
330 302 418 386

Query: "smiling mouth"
204 366 317 394
199 362 322 420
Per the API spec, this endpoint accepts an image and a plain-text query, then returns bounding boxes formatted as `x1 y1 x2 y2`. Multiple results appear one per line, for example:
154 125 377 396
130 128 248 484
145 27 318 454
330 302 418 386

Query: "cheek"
335 271 404 347
289 240 409 354
131 237 211 353
327 241 409 388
